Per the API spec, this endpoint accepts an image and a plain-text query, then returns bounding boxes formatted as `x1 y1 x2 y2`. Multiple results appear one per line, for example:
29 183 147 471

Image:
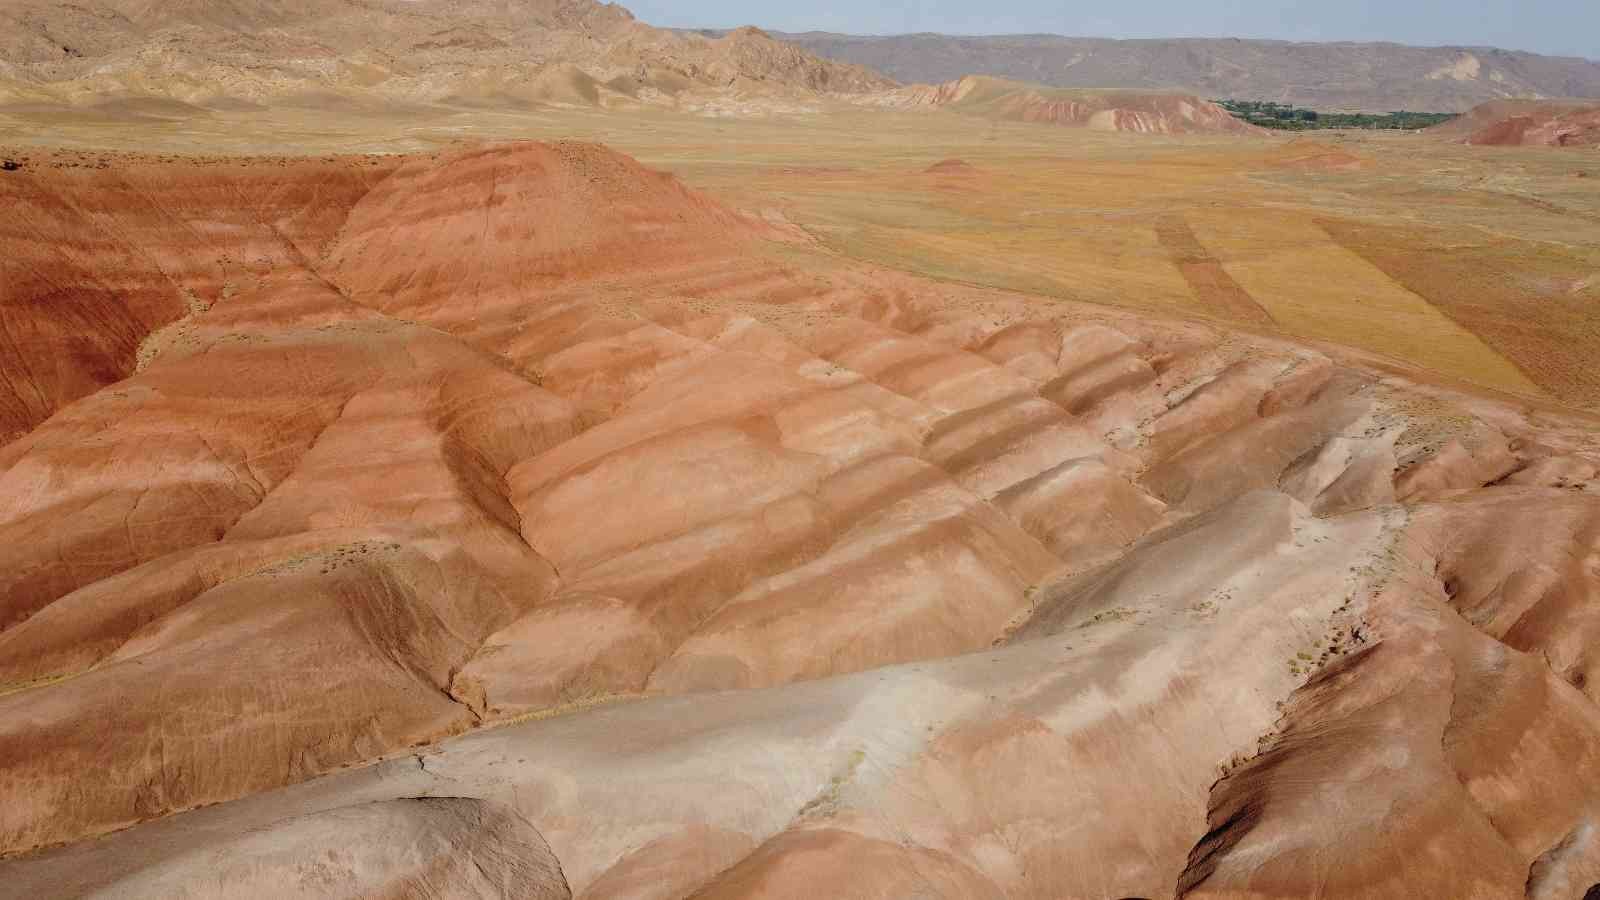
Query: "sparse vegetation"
496 691 637 728
1080 607 1139 628
0 669 86 698
797 748 867 820
1218 99 1457 131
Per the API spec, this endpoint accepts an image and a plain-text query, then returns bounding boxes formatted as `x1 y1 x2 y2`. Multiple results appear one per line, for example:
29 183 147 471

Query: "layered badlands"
1 141 1598 899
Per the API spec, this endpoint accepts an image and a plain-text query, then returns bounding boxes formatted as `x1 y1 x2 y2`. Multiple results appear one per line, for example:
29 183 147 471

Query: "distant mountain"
760 32 1600 112
0 1 893 107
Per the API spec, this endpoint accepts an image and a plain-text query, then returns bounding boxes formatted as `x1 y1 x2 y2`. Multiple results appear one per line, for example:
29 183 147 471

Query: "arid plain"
5 30 1600 900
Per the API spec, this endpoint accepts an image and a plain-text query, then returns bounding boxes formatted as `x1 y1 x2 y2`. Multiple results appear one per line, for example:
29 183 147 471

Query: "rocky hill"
0 1 893 107
768 32 1600 112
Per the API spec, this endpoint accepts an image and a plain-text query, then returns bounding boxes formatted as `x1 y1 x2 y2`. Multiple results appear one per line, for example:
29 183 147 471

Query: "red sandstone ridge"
1 140 1599 898
865 75 1266 136
0 149 401 444
0 141 761 444
328 141 762 310
1434 99 1600 147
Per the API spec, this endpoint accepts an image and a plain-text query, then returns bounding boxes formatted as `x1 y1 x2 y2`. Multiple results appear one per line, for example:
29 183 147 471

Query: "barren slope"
0 148 401 443
867 75 1264 135
1435 99 1600 146
773 32 1600 113
0 1 892 108
0 141 1598 899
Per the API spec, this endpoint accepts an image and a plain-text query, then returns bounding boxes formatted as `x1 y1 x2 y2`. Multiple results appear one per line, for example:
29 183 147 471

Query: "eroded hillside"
0 0 892 108
0 141 1598 898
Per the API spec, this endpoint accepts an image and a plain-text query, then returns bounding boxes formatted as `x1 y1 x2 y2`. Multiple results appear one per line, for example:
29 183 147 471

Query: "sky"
623 0 1600 60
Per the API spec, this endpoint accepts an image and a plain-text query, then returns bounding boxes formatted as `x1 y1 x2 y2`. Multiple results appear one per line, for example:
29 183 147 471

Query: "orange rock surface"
1 139 1598 899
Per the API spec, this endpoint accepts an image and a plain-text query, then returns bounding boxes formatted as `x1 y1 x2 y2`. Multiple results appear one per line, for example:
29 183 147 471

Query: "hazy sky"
624 0 1600 60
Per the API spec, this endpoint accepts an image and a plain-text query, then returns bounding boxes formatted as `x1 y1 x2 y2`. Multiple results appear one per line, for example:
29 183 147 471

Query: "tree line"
1217 100 1458 131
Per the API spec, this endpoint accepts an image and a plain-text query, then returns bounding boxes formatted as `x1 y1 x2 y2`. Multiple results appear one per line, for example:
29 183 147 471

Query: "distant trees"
1216 99 1456 131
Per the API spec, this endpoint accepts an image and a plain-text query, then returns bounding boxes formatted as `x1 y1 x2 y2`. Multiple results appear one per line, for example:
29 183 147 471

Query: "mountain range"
7 0 1600 115
765 32 1600 112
